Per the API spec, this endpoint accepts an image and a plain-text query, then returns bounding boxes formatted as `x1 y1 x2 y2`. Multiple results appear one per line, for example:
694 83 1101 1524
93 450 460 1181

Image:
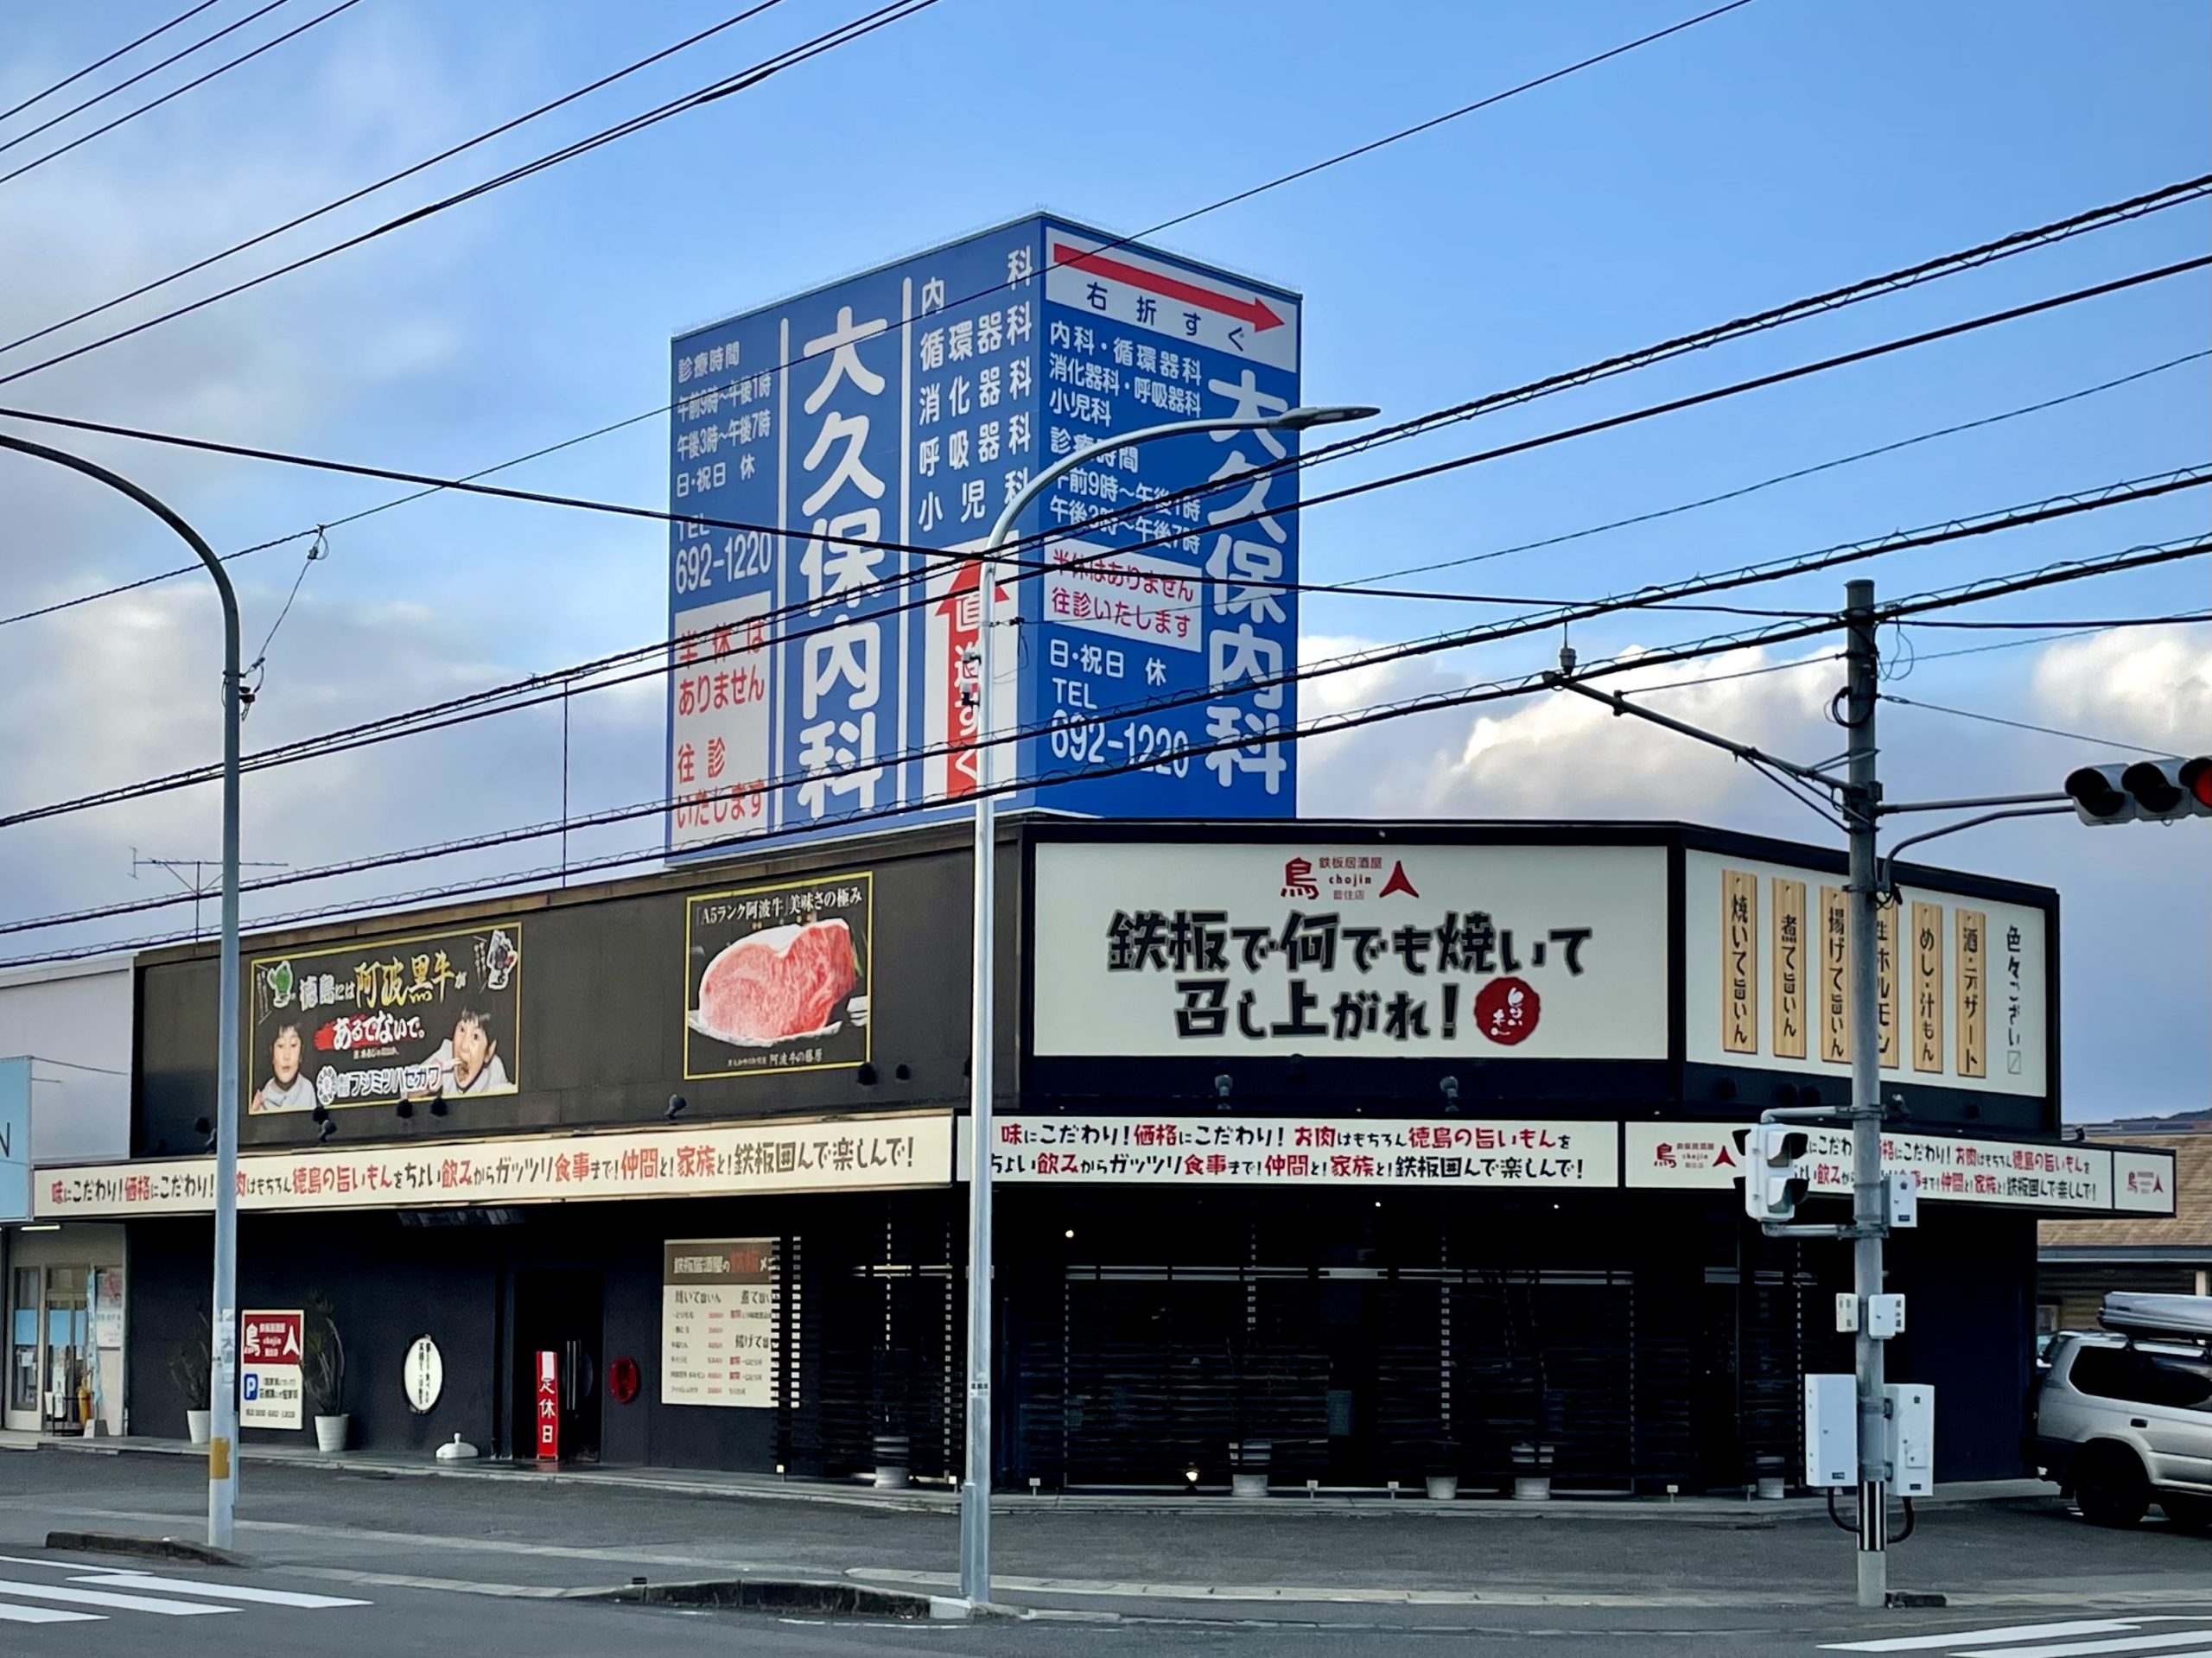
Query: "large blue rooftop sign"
666 215 1302 855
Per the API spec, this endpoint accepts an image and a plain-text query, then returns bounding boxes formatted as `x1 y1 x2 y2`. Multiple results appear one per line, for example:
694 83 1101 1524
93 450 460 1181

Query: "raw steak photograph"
685 874 873 1077
695 918 860 1045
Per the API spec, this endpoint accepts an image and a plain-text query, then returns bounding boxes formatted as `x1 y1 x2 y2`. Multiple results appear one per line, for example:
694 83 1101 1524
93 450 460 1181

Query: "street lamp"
958 403 1376 1607
0 433 244 1549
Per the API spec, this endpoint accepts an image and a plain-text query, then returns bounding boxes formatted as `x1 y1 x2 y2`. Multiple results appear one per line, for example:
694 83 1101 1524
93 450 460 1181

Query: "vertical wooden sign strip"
1772 877 1807 1060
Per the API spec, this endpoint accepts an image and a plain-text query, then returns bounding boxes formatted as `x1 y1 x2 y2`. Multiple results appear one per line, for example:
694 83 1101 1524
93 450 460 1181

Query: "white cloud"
2031 624 2212 750
1300 633 1844 823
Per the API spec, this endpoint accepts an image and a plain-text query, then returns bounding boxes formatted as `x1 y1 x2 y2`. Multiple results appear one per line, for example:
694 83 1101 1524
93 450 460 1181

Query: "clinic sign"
239 1309 304 1430
666 215 1303 853
1030 841 1669 1059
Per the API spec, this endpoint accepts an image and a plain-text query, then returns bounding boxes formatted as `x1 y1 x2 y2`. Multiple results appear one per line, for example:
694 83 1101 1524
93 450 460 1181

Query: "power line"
1 533 2196 959
0 0 942 389
0 0 226 125
1912 612 2208 666
1346 348 2212 590
2 466 2196 842
1879 693 2183 758
0 0 791 362
8 170 2202 636
0 0 1757 392
0 0 365 190
0 0 302 165
3 249 2201 736
1883 612 2211 631
3 466 2196 836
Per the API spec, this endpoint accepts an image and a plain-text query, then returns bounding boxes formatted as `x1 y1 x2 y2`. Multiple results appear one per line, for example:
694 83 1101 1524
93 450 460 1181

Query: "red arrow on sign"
1052 243 1285 332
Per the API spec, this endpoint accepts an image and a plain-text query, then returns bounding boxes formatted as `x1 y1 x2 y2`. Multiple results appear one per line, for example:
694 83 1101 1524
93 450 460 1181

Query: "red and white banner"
965 1115 1618 1189
33 1112 952 1219
1623 1121 2146 1213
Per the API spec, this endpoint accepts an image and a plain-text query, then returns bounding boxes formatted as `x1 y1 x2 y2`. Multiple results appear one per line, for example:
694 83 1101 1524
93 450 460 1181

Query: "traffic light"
1738 1121 1810 1223
2064 757 2212 825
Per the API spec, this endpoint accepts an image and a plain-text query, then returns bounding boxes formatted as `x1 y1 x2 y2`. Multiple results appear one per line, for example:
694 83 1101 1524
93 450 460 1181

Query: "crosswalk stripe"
0 1604 102 1625
0 1578 234 1616
71 1572 370 1609
1827 1623 2154 1652
1956 1637 2212 1658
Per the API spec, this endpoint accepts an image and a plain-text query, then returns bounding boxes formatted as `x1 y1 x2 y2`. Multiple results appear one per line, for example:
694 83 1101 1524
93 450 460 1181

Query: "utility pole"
1 433 245 1550
1842 577 1888 1609
958 403 1377 1609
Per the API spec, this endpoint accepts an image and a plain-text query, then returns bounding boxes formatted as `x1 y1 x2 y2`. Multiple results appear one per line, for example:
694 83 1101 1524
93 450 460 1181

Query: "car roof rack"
2100 1292 2212 1342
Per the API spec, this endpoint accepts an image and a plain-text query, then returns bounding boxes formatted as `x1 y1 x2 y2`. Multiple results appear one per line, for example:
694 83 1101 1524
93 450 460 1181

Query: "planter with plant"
303 1293 348 1452
167 1317 212 1446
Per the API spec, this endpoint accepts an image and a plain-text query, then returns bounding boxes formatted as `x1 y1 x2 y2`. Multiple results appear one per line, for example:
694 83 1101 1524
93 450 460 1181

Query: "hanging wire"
244 526 327 711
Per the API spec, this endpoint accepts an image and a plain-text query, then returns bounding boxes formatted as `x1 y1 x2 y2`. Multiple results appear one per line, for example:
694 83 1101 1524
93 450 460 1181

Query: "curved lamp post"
0 433 243 1548
959 403 1376 1606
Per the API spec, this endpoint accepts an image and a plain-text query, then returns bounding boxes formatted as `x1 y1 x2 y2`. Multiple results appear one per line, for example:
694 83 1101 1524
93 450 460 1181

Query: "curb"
26 1441 2053 1522
578 1576 969 1620
46 1528 244 1568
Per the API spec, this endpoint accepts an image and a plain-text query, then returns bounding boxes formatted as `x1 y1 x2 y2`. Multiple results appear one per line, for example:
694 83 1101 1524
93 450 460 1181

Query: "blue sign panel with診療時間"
665 216 1302 856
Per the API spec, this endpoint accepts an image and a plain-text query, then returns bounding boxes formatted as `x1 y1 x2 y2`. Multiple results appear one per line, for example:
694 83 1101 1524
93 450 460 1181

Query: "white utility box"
1835 1293 1860 1334
1887 1168 1920 1229
1885 1382 1935 1497
1803 1373 1855 1489
1867 1293 1907 1338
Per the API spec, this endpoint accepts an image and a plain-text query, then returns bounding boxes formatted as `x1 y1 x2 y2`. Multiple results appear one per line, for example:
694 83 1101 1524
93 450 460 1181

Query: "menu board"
660 1238 779 1409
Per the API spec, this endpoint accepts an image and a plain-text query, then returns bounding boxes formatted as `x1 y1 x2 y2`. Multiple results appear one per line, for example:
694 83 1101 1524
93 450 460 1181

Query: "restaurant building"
28 817 2176 1490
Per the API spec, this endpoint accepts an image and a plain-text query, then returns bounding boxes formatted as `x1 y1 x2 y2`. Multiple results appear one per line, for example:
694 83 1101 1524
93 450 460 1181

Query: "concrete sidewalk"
27 1432 2049 1520
4 1444 2204 1623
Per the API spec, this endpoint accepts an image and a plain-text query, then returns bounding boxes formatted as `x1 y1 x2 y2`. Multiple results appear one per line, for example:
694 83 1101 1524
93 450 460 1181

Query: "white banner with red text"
960 1116 2171 1214
33 1111 954 1219
1622 1121 2172 1213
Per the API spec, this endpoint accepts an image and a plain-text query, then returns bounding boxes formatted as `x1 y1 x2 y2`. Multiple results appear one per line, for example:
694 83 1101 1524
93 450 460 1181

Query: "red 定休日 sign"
535 1349 559 1461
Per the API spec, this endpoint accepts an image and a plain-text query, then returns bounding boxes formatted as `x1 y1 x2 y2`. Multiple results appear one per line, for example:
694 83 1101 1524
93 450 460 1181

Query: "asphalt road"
0 1448 2204 1655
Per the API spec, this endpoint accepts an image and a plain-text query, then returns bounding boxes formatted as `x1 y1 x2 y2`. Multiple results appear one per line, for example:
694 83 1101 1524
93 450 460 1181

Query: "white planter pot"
1230 1471 1269 1498
1512 1476 1552 1502
314 1413 349 1453
1755 1476 1787 1501
1425 1474 1459 1502
185 1410 211 1446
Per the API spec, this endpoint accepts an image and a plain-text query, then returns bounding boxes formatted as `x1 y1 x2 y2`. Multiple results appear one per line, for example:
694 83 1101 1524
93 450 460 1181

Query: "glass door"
7 1267 39 1429
41 1267 88 1431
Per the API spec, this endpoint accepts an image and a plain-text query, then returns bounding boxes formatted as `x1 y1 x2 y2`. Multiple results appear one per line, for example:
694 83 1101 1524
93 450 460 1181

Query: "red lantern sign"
607 1355 640 1405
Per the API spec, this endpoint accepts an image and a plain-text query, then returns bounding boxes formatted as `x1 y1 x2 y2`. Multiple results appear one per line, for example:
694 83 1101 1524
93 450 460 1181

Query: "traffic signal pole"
1842 578 1888 1610
1550 577 2204 1609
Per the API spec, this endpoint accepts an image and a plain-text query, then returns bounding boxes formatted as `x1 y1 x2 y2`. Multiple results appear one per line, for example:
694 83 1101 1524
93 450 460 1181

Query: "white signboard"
669 596 773 849
1684 851 2049 1096
2113 1151 2178 1214
969 1116 1618 1188
1621 1121 2167 1213
1031 842 1669 1060
238 1310 304 1430
662 1238 779 1409
33 1111 952 1219
403 1336 442 1413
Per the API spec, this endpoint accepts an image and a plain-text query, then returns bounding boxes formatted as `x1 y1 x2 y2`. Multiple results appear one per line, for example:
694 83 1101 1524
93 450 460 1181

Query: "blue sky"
0 0 2205 1115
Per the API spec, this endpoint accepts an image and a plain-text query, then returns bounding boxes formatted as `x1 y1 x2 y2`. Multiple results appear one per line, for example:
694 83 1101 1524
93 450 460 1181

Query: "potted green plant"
302 1293 348 1452
167 1317 212 1445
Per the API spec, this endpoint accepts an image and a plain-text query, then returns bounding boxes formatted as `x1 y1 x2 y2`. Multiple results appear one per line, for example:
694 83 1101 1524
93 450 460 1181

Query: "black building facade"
36 818 2177 1492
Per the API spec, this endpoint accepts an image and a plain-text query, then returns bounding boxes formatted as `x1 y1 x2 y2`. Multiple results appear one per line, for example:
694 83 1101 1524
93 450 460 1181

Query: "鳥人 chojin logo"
1474 975 1540 1045
1281 856 1319 899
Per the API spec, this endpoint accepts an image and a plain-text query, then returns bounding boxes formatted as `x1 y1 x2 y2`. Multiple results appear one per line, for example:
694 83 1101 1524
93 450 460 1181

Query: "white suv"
2031 1305 2212 1530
